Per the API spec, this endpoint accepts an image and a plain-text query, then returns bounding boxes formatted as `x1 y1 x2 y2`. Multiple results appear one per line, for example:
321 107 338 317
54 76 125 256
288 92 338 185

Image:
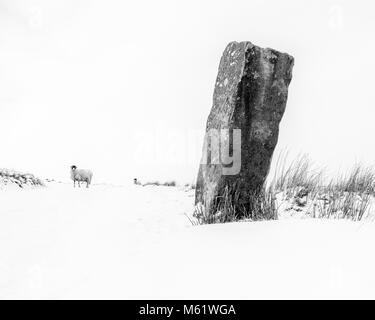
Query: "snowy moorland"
1 171 375 299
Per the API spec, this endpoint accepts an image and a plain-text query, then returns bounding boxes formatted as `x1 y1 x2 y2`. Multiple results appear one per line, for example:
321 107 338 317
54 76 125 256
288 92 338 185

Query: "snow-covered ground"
1 182 375 299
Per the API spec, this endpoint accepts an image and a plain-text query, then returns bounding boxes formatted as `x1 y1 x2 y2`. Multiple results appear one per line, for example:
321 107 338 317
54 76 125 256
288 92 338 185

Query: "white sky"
0 0 374 184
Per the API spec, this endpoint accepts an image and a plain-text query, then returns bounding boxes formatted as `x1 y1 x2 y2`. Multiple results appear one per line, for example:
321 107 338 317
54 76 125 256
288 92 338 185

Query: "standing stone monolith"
195 41 294 218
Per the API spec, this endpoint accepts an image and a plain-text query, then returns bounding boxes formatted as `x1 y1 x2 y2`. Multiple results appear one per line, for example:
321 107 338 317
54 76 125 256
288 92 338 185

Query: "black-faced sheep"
70 165 93 188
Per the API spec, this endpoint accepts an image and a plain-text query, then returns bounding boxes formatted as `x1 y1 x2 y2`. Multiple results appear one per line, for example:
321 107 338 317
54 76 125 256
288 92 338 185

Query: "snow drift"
1 181 375 299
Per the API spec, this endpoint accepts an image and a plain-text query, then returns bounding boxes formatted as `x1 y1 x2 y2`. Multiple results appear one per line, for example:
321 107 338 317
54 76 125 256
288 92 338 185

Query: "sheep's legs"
86 181 89 188
74 180 76 188
78 181 81 188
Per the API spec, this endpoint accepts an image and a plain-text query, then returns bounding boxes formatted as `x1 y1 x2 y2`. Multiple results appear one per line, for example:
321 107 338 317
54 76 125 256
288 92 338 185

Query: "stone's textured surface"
195 41 294 216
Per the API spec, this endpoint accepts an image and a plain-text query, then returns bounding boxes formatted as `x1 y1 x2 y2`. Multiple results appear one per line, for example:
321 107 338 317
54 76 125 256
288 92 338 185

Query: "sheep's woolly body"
71 168 93 188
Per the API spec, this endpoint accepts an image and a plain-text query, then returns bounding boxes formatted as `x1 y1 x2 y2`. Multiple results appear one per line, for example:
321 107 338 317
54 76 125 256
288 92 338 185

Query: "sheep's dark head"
71 165 77 171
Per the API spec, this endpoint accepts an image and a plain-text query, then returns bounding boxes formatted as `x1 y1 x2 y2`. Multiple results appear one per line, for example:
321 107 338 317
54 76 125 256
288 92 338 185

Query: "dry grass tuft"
191 153 375 225
193 186 277 225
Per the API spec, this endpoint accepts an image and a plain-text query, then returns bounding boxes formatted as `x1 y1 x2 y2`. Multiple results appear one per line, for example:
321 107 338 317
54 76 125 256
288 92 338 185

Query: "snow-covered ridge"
0 169 44 189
